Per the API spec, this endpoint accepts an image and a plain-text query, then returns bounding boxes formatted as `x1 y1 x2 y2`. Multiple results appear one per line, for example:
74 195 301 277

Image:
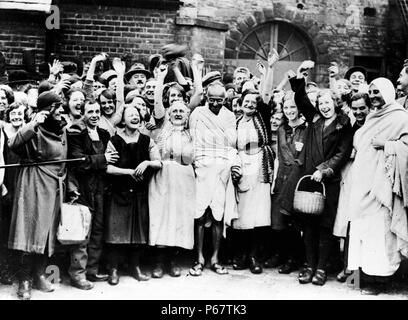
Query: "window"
228 21 315 87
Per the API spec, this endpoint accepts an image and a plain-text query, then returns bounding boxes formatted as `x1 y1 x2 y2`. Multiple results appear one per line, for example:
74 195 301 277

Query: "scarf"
42 117 66 136
238 111 275 184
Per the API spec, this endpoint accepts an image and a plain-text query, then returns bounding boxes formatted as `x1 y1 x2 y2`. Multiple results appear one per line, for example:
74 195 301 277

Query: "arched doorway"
226 20 316 87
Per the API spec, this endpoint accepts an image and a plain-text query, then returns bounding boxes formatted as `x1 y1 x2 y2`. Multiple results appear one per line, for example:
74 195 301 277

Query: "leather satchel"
57 178 92 245
57 202 92 245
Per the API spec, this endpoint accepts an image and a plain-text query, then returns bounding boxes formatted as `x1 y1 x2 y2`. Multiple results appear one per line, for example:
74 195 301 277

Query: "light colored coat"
8 123 68 256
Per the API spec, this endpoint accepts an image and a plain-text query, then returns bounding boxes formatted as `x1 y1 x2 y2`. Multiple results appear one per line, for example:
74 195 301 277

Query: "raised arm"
289 61 317 123
47 59 64 84
256 60 267 97
188 53 204 112
83 53 107 101
171 61 188 86
261 49 280 105
153 64 168 120
275 71 290 91
111 58 126 125
328 62 339 97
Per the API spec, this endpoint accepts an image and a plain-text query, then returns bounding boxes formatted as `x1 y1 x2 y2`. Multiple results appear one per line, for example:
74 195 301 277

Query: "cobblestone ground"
0 263 407 300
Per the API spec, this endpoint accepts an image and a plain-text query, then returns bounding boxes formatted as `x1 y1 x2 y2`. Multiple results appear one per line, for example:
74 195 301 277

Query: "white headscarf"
369 77 396 105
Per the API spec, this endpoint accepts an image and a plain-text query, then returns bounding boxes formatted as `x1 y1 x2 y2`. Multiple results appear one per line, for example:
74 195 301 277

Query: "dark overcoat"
280 78 354 229
271 121 307 230
67 125 110 210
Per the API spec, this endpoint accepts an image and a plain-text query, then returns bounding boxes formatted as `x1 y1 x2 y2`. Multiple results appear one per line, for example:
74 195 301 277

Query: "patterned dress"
148 124 195 249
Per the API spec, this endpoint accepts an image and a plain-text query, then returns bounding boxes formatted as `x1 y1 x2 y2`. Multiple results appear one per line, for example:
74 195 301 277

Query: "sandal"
312 269 327 286
210 263 228 275
189 262 204 276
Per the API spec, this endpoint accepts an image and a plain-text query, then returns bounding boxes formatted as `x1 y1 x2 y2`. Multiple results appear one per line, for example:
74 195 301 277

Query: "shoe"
312 269 327 286
86 273 109 282
336 270 352 283
152 263 164 279
71 278 94 290
17 280 32 300
298 267 314 284
264 254 282 268
361 283 387 295
278 260 298 274
132 266 150 281
249 257 263 274
298 263 309 277
232 256 248 270
168 261 181 277
360 282 389 296
108 268 119 286
34 275 55 292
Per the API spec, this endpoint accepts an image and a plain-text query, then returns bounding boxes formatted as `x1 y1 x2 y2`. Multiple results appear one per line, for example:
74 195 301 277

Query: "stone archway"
224 4 329 85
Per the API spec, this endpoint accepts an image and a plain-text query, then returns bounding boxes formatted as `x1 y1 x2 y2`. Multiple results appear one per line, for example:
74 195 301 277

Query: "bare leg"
196 221 205 265
210 220 223 265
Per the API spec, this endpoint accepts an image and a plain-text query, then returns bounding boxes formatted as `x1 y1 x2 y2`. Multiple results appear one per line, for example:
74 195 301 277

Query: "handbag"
57 178 92 245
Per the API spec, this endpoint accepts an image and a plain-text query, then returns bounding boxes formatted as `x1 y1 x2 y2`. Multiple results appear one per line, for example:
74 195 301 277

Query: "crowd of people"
0 43 408 300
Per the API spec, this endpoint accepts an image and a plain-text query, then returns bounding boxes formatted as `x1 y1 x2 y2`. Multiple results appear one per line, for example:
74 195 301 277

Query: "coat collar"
316 112 350 135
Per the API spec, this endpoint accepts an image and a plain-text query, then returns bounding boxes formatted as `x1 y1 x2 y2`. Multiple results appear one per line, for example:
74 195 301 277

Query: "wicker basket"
293 175 326 215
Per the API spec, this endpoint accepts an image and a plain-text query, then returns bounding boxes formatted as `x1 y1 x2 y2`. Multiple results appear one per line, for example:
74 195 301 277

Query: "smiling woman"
105 105 162 285
232 89 274 274
148 100 195 278
63 88 86 127
316 89 338 121
346 77 408 294
285 62 354 286
270 92 306 274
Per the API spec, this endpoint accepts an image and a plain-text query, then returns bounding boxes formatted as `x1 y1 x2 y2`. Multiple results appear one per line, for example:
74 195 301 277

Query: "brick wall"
56 4 177 66
0 0 405 84
0 11 46 66
175 20 226 71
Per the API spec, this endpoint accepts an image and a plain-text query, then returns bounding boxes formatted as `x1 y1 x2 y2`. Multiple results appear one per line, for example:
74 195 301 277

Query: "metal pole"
0 157 86 169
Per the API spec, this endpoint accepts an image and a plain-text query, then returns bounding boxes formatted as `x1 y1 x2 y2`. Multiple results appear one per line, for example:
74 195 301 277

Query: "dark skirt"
279 164 341 231
271 163 296 231
293 179 341 230
105 189 149 244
